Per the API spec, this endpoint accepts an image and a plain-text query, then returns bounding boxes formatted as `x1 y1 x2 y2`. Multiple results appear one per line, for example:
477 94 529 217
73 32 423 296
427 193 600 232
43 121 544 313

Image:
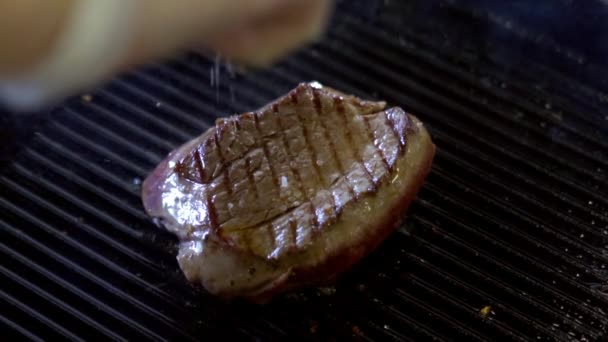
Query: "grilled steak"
142 82 435 302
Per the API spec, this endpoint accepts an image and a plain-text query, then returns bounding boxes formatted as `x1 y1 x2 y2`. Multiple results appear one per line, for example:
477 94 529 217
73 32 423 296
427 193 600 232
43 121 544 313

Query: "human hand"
0 0 334 110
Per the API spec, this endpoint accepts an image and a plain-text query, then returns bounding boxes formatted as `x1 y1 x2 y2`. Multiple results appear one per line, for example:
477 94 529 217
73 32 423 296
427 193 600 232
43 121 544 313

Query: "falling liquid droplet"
214 54 221 104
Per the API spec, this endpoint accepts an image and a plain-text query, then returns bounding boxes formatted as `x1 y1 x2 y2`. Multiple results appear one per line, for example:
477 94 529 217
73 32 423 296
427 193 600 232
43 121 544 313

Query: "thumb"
205 0 333 68
121 0 303 69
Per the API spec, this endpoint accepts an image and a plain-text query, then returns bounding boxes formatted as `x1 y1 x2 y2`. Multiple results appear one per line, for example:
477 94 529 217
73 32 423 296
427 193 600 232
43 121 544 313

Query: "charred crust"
206 196 219 231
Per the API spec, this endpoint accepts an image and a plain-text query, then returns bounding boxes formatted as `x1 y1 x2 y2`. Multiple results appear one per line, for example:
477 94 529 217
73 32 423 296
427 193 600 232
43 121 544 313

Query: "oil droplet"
152 217 165 228
309 81 323 89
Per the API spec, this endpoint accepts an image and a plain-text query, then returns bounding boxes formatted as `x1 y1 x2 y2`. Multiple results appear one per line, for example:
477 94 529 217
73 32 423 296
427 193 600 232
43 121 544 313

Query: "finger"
205 0 333 67
120 0 309 71
0 0 77 77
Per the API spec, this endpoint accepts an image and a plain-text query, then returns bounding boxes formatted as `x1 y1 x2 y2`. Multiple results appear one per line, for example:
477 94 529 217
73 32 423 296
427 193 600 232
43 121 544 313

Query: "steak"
142 82 436 302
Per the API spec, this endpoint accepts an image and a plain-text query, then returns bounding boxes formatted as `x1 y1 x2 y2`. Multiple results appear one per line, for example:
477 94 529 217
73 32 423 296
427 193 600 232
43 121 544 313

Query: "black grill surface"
2 1 608 341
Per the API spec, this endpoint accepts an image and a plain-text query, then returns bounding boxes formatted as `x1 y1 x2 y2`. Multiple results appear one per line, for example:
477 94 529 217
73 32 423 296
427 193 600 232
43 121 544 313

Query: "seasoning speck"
317 286 336 296
480 305 492 318
81 94 93 102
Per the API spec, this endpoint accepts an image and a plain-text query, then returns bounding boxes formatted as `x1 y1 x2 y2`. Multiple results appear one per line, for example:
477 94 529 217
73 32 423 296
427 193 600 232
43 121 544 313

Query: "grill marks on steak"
175 84 409 259
142 82 435 301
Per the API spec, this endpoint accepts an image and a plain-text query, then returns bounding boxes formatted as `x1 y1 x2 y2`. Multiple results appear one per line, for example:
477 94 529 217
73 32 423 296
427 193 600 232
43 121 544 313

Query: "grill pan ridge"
2 1 608 341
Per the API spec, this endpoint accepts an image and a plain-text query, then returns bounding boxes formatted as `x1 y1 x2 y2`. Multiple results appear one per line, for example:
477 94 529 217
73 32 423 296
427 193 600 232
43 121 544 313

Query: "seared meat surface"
142 82 435 302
